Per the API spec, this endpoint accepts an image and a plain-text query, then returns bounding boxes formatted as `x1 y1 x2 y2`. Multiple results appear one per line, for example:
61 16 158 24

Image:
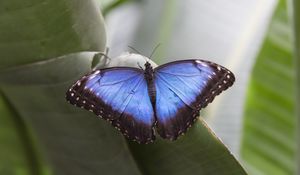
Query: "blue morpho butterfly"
66 52 235 144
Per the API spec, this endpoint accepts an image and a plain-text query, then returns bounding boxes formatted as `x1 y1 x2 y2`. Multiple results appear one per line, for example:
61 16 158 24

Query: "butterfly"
66 54 235 144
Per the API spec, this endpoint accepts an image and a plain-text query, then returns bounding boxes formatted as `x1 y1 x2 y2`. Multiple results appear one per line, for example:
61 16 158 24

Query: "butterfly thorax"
144 62 156 107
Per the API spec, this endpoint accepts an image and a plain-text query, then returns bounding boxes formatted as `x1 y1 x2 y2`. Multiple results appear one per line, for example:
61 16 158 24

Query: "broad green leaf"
0 0 141 174
129 118 246 175
0 93 39 175
0 52 142 175
241 1 296 174
0 0 106 69
292 1 300 174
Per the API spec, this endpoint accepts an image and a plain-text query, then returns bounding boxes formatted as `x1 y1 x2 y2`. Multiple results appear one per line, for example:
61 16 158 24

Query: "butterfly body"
144 62 156 107
66 54 235 144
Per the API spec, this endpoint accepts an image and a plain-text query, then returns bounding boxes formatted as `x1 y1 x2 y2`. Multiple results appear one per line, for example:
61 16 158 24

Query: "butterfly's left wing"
154 59 235 140
66 68 155 144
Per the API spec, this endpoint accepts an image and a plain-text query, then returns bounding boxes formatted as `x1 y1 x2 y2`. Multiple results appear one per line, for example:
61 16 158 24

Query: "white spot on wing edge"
94 70 100 74
87 70 101 80
88 75 96 80
195 60 209 67
195 60 202 64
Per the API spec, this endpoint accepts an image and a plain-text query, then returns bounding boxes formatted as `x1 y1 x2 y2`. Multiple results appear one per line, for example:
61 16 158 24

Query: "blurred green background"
0 0 298 175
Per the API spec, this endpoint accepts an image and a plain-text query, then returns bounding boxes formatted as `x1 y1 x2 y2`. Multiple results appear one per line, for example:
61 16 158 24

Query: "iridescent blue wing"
154 59 235 140
66 68 155 144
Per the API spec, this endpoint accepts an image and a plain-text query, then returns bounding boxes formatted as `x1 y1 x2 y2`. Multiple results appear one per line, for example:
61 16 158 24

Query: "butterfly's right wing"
154 60 235 140
66 68 155 144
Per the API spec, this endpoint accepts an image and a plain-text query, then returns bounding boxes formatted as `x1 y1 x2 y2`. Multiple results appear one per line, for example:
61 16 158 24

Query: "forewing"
66 68 155 143
154 59 235 140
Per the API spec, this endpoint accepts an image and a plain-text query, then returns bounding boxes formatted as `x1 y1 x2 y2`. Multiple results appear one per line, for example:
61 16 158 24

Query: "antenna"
128 45 148 64
149 43 161 60
128 46 142 55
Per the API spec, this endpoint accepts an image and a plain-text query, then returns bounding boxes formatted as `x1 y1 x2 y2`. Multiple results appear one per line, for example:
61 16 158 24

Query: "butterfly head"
127 44 160 70
144 61 154 82
144 60 153 70
144 61 152 69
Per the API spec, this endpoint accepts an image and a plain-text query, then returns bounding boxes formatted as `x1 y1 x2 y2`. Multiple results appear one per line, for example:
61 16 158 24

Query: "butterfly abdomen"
144 62 156 107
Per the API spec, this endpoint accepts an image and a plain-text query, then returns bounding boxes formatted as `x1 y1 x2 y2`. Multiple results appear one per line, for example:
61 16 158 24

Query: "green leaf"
292 1 300 174
0 93 38 175
0 0 141 174
129 118 247 175
0 53 142 175
0 0 106 69
241 1 296 174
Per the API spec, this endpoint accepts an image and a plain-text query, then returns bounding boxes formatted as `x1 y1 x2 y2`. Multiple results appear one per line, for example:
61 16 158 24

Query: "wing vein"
119 76 144 117
159 71 200 93
156 70 201 77
156 74 193 108
100 74 141 86
109 74 142 112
